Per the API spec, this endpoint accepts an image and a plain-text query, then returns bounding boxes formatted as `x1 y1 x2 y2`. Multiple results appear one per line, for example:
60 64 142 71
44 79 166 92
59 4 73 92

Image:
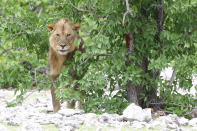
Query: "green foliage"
0 0 197 116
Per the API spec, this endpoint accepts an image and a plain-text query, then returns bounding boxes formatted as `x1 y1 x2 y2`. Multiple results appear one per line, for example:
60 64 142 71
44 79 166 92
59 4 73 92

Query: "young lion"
47 18 80 113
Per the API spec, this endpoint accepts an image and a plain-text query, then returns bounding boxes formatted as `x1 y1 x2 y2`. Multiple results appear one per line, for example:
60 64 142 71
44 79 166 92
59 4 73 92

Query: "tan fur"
47 18 80 113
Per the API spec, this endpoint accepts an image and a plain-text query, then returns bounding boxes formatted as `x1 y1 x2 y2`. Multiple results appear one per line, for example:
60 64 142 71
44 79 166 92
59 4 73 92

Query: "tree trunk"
127 83 139 105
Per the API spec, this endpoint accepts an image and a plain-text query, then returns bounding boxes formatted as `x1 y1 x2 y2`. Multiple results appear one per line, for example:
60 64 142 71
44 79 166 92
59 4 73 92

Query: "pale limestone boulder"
123 103 152 122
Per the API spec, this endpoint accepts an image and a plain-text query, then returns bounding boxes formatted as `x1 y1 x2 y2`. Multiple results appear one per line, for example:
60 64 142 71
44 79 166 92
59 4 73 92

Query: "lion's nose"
60 44 66 48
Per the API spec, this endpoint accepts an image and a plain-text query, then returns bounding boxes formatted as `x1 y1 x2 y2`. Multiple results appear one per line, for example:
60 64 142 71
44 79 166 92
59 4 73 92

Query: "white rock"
131 121 146 128
58 109 84 117
150 120 163 127
179 117 189 126
123 103 152 122
166 123 178 129
22 122 44 131
59 126 74 131
189 108 197 118
162 128 170 131
192 126 197 130
98 115 109 123
143 108 152 122
60 118 83 128
0 124 8 131
83 113 99 126
189 118 197 126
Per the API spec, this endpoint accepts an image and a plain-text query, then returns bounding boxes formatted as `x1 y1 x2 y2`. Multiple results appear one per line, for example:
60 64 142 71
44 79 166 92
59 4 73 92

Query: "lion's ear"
72 23 81 31
47 24 56 32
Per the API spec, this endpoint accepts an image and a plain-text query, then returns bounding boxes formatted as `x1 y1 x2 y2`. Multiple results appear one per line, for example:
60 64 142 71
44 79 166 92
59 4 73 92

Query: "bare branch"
168 69 177 86
78 36 86 53
122 0 133 26
23 90 37 100
37 7 43 17
79 56 91 66
69 2 107 18
144 4 162 11
96 54 112 57
69 2 89 12
79 53 112 66
0 48 24 56
97 21 109 36
186 26 197 35
34 66 48 85
150 102 193 109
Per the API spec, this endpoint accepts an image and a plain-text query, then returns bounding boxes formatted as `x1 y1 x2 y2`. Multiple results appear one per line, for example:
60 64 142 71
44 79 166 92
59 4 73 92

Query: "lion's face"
47 19 80 55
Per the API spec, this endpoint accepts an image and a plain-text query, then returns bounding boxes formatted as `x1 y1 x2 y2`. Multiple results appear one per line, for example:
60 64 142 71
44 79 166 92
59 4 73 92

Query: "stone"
58 118 83 128
22 122 44 131
179 117 189 126
166 123 178 129
190 108 197 118
156 114 179 127
123 103 152 122
58 109 84 117
98 115 109 123
0 124 8 131
149 120 163 127
83 113 99 126
175 127 183 131
168 114 180 125
188 118 197 127
192 126 197 130
162 128 170 131
111 114 123 122
131 121 146 129
59 126 74 131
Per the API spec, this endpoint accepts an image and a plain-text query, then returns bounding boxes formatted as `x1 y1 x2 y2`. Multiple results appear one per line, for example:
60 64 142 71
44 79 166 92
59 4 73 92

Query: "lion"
47 18 80 113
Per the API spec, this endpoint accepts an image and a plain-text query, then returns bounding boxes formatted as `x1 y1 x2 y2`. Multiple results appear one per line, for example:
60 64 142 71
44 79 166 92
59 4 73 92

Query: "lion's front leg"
50 73 61 113
49 54 64 113
51 87 61 113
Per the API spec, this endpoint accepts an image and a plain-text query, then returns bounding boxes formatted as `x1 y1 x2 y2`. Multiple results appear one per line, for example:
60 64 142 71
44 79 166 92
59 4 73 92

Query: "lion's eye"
67 34 71 37
56 34 60 37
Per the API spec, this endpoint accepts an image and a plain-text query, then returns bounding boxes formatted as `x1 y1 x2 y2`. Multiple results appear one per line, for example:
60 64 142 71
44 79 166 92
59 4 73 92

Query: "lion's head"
47 18 80 55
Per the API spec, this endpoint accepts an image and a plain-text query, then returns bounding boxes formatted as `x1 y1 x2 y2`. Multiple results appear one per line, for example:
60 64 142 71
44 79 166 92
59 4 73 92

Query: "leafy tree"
0 0 197 115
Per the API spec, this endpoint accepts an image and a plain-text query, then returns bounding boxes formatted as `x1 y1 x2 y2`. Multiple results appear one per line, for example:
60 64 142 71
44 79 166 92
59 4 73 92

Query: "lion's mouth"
59 50 67 52
58 50 68 55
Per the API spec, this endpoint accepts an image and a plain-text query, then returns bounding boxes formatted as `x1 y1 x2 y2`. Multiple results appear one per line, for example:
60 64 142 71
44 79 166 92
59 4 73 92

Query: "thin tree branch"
78 36 86 53
0 48 24 56
122 0 133 26
150 102 193 109
69 2 89 12
34 66 48 85
37 7 43 17
23 90 37 101
79 53 112 66
97 21 109 36
186 26 197 35
69 2 107 18
144 4 162 11
168 69 177 86
79 56 91 66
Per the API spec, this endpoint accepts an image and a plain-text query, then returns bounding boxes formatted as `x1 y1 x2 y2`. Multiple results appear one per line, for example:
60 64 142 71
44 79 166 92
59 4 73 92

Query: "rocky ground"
0 89 197 131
